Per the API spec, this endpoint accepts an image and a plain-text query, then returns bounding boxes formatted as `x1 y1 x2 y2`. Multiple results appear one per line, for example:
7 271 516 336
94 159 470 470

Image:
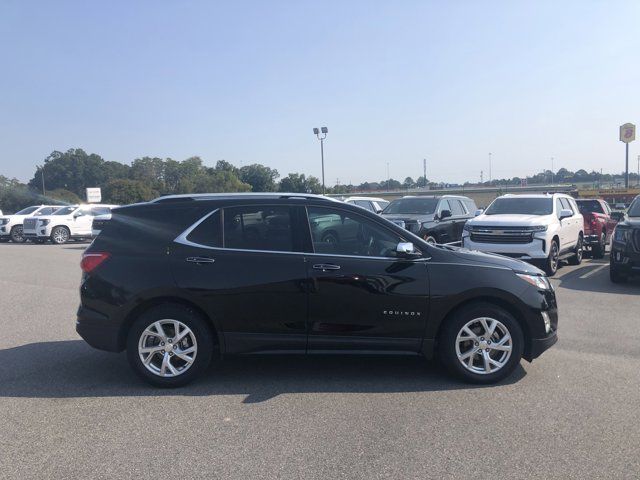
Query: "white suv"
23 204 119 244
0 205 63 243
343 196 390 214
461 193 584 276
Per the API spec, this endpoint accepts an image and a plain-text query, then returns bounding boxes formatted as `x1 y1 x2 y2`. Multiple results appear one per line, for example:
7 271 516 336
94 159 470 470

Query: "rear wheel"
10 225 25 243
592 232 605 259
438 302 524 384
126 304 214 387
568 235 583 265
50 226 70 244
543 240 559 276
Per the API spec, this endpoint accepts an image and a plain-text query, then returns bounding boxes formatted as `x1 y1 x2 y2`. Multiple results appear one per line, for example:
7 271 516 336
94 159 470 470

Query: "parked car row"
0 204 118 244
345 193 631 278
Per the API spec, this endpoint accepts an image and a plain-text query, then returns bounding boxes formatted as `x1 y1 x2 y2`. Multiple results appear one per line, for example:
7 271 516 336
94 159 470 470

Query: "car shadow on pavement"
553 259 640 295
0 340 526 402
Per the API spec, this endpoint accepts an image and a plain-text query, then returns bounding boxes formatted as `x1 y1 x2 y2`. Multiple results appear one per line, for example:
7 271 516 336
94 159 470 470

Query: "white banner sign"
86 187 102 203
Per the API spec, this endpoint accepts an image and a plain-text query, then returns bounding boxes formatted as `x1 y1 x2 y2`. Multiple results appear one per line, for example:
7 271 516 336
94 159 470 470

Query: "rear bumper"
583 234 600 245
76 305 122 352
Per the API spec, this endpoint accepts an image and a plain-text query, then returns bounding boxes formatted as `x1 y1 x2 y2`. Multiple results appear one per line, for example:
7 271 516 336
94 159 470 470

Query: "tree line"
0 147 637 212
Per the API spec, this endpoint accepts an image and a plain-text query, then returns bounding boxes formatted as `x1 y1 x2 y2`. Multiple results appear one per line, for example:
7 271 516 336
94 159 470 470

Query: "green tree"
46 188 82 204
103 179 158 205
279 173 323 194
239 164 279 192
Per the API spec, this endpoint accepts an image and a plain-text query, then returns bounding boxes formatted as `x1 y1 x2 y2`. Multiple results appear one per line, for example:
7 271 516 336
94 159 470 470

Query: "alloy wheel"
550 242 559 271
576 237 583 262
52 227 69 244
455 317 513 375
138 319 198 377
11 226 24 243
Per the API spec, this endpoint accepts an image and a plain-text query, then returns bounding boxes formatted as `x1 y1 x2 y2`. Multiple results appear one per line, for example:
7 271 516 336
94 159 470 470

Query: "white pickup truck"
23 204 119 244
0 205 63 243
461 193 584 276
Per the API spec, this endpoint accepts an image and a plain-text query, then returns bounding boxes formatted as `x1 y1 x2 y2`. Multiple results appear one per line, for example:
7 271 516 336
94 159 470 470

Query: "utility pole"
480 170 484 183
551 157 554 185
488 153 492 184
423 158 427 189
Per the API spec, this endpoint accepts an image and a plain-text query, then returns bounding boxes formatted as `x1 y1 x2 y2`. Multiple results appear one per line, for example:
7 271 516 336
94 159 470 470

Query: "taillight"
81 252 110 273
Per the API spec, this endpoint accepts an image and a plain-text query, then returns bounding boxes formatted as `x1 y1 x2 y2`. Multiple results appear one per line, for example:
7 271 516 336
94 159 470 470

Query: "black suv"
77 193 557 387
381 195 478 245
610 195 640 283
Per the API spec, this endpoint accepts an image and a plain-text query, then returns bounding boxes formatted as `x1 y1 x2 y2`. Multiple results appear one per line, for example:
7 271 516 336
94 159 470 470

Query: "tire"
609 256 627 283
592 232 605 259
543 239 560 276
50 226 70 245
10 225 25 243
438 302 524 384
126 304 214 387
568 235 583 265
424 235 437 245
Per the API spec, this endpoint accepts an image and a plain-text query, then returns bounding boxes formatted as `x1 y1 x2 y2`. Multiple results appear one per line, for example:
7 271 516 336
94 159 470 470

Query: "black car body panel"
381 196 477 244
610 213 640 277
77 194 557 365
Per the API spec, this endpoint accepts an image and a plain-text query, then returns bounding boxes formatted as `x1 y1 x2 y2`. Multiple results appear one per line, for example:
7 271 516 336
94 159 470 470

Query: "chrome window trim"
174 205 429 261
174 208 221 251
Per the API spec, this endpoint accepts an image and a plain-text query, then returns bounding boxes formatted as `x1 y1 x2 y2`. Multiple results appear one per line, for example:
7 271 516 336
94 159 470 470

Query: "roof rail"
151 192 339 203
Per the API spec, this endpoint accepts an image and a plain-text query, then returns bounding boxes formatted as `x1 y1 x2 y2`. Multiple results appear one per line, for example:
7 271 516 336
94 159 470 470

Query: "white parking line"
579 264 608 279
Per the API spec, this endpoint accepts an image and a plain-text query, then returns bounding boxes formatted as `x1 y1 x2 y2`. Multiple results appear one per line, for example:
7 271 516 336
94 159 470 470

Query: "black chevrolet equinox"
77 193 558 387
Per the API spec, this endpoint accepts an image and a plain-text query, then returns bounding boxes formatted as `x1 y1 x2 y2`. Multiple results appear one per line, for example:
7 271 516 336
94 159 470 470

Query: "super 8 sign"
620 123 636 143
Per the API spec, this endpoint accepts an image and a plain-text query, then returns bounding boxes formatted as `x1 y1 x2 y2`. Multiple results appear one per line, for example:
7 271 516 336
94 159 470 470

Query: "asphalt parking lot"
1 243 639 479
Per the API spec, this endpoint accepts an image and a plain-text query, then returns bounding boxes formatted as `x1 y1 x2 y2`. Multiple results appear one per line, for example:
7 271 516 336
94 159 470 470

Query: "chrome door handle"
186 256 215 264
313 263 341 271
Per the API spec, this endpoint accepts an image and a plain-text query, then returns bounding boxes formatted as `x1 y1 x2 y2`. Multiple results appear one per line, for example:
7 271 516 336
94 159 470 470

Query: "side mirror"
559 209 573 220
73 212 83 218
439 209 452 220
474 209 484 217
396 242 421 258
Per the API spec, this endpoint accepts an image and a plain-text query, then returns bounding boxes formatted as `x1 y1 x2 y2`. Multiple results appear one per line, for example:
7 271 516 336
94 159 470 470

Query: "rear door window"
438 199 452 215
186 210 222 247
450 199 465 216
354 200 374 211
223 206 294 252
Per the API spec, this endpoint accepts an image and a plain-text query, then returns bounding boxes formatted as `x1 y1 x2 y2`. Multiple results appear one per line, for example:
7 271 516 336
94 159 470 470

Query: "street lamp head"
313 127 319 135
321 126 328 134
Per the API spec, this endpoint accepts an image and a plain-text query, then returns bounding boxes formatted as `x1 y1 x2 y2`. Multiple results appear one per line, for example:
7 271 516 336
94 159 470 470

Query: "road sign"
620 123 635 143
86 187 102 203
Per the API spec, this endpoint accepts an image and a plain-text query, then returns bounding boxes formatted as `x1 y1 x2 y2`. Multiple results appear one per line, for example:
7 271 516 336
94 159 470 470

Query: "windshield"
628 199 640 217
576 200 604 214
53 206 77 216
485 197 553 215
383 198 438 215
15 206 39 215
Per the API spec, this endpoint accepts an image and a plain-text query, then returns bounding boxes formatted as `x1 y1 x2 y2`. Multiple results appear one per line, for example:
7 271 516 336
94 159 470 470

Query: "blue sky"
1 0 640 185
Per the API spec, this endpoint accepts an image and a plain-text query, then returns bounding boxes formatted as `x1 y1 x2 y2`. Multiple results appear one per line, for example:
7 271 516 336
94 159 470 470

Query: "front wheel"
126 304 214 387
50 226 70 244
568 235 583 265
438 302 524 384
543 240 559 276
10 225 25 243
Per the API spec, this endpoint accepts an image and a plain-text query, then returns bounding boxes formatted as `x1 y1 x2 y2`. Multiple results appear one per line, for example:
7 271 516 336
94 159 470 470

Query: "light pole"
313 127 328 195
551 157 554 185
386 162 390 190
488 153 492 184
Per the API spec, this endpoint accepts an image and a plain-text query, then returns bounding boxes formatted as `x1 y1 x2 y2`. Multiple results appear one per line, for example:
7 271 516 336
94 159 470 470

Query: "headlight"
530 225 548 232
0 218 8 225
613 227 629 242
39 219 50 226
516 273 551 290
